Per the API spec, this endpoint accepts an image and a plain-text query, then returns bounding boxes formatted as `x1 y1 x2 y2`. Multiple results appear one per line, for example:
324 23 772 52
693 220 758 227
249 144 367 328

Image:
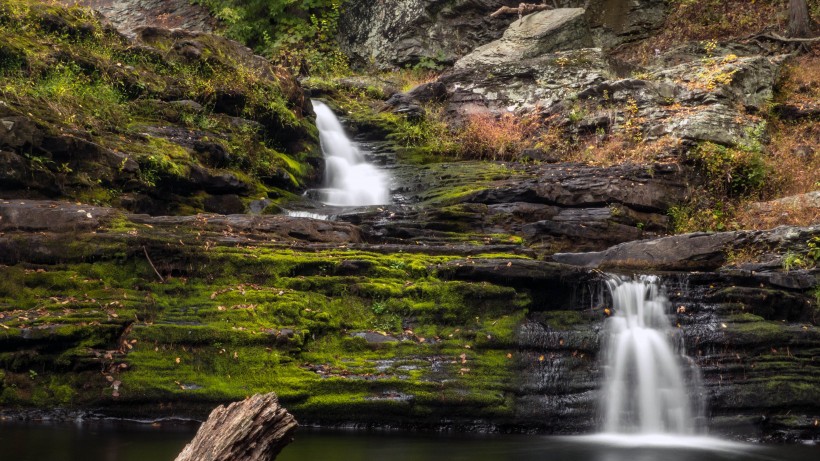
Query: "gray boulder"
454 8 591 69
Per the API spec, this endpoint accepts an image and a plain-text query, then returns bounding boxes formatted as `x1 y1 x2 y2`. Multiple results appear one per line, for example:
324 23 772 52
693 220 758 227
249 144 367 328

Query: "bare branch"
490 3 552 19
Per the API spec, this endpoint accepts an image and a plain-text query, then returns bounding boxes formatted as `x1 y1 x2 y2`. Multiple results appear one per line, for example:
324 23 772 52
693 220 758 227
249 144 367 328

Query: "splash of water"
601 275 703 435
312 100 390 207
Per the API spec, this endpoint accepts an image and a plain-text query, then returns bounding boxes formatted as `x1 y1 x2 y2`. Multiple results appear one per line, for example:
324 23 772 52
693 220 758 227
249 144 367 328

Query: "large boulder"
442 48 611 115
454 8 591 69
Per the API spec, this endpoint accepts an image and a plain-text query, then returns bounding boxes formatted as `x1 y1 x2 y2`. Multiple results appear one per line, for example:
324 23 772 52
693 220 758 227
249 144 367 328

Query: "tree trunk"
175 393 297 461
788 0 811 38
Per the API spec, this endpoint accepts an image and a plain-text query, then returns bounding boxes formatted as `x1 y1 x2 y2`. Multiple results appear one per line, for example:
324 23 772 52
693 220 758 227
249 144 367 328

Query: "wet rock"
383 81 447 119
130 212 363 244
170 100 205 113
192 140 232 168
454 8 591 69
0 200 118 232
438 258 586 289
532 163 687 212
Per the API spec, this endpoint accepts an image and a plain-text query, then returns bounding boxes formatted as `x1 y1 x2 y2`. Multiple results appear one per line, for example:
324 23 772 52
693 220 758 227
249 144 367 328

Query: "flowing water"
600 275 703 435
311 100 390 207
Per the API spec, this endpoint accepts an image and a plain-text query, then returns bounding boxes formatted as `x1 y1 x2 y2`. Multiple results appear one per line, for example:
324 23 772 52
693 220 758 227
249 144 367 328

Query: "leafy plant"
782 251 810 272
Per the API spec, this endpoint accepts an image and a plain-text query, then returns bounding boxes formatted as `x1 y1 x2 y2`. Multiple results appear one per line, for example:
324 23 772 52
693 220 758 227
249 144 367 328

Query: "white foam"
312 101 390 207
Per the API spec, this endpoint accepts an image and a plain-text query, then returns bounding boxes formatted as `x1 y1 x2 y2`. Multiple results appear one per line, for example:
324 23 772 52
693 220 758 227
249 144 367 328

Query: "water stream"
311 100 390 207
600 275 704 435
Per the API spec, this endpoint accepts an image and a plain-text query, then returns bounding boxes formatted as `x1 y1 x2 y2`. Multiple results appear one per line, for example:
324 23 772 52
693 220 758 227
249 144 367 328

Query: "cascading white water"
312 100 390 207
601 275 702 435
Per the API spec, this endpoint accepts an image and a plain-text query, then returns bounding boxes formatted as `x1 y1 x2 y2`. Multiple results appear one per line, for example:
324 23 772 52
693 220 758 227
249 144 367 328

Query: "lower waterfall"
600 275 704 435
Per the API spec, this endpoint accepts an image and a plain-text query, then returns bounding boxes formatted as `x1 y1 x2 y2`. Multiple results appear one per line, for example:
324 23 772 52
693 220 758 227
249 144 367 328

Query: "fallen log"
490 3 552 19
175 393 297 461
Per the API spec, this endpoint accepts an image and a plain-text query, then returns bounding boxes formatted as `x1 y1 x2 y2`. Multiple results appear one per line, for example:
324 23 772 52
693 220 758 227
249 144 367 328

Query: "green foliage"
193 0 349 76
781 237 820 271
669 201 737 233
807 237 820 262
691 139 768 197
782 251 810 272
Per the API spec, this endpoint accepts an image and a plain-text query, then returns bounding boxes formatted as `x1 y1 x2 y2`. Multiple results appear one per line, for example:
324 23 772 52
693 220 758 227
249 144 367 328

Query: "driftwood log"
175 393 297 461
490 3 552 19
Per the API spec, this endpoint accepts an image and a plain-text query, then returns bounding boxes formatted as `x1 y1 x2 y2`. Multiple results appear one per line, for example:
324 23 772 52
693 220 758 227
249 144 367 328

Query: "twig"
143 245 165 283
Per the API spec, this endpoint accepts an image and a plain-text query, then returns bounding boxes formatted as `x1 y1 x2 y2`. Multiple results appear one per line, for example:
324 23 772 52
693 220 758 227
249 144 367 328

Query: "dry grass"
775 47 820 108
765 119 820 196
455 113 539 161
565 134 683 167
763 49 820 198
736 194 820 229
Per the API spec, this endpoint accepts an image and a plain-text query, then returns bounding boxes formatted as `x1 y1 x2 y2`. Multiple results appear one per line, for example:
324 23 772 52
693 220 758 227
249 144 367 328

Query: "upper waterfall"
600 275 704 435
312 100 390 207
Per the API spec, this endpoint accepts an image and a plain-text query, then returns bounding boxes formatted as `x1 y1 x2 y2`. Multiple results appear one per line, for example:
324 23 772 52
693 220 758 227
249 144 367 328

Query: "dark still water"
1 422 817 461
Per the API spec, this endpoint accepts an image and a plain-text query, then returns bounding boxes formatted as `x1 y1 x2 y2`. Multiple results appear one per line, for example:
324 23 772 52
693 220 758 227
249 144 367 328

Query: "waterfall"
312 100 390 207
600 275 703 435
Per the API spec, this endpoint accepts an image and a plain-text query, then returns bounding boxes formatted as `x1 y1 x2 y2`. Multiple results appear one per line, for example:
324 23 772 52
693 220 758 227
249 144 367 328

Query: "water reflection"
2 422 816 461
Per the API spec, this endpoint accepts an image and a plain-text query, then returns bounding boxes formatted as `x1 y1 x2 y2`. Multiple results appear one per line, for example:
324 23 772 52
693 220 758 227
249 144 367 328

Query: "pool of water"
1 421 817 461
